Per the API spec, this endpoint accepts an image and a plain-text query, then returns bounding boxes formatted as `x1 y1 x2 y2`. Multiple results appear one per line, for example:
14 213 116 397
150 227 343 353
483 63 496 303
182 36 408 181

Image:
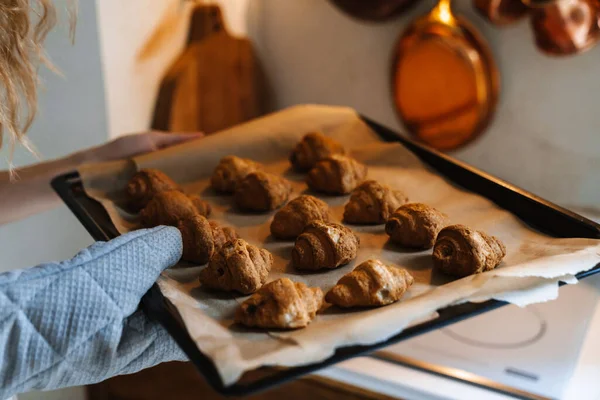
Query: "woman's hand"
0 131 203 225
79 131 203 164
0 226 187 399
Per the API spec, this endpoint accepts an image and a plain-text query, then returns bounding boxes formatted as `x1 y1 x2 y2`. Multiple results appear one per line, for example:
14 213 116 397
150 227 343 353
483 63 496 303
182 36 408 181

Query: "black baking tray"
52 117 600 397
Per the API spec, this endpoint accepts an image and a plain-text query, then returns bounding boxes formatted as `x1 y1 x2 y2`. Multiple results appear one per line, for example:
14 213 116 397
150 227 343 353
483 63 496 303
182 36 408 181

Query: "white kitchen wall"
96 0 191 139
247 0 600 210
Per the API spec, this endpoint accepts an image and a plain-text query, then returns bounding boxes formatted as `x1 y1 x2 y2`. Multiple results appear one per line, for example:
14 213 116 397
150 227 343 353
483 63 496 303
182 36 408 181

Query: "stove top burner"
441 305 547 350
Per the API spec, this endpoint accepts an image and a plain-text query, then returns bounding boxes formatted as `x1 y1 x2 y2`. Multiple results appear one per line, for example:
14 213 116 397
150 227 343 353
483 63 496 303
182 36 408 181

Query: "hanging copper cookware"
526 0 600 55
392 0 500 150
328 0 421 22
474 0 530 25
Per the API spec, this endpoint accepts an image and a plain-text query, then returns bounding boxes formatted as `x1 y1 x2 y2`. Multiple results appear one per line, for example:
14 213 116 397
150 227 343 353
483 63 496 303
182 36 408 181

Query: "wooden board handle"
187 4 226 44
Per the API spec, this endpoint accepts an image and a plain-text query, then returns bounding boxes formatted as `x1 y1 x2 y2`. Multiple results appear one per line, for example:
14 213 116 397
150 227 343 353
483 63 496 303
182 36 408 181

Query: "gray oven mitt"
0 226 188 399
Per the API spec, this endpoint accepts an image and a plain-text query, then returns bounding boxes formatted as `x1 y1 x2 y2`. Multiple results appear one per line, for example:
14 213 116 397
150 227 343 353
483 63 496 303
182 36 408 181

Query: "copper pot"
392 0 500 150
526 0 600 55
328 0 421 22
474 0 530 25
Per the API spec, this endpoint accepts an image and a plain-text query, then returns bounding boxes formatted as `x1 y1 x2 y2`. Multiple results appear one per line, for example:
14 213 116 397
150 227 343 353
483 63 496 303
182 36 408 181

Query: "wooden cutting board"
151 4 264 133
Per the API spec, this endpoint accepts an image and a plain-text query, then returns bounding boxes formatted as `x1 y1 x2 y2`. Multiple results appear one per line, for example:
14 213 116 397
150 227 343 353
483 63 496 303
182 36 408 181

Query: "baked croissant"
270 195 330 239
326 259 414 308
211 155 263 193
187 194 212 218
433 224 506 278
306 154 367 195
385 203 446 249
209 221 239 250
343 180 408 224
235 278 324 329
140 190 211 227
292 221 359 271
289 132 346 172
126 169 179 210
177 215 239 264
234 171 292 211
199 239 273 294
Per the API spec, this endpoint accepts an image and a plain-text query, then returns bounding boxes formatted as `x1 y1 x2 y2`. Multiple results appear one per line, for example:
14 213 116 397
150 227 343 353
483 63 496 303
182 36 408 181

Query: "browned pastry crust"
326 259 414 308
209 221 239 250
270 195 330 239
140 190 211 227
343 180 408 224
234 171 292 212
211 155 263 193
126 169 179 210
235 278 324 329
385 203 446 249
306 154 367 195
289 132 346 172
292 221 359 271
187 194 212 218
433 224 507 278
177 216 239 264
199 239 273 294
177 215 213 264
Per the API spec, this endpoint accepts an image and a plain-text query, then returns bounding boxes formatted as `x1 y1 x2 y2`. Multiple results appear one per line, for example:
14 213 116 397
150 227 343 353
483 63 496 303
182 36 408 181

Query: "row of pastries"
123 132 506 330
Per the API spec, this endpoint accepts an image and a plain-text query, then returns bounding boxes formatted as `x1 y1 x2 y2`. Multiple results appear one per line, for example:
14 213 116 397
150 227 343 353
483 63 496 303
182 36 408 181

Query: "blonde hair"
0 0 76 160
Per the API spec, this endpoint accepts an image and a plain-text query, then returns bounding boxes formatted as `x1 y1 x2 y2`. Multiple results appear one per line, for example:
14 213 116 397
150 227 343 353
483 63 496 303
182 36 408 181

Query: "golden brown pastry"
187 194 212 219
292 221 359 271
126 169 179 210
140 190 211 227
177 216 239 264
211 155 263 193
343 180 408 224
306 154 367 195
326 260 414 308
385 203 446 249
235 278 324 329
290 132 346 172
270 195 330 239
433 224 506 278
209 220 239 250
199 239 273 294
234 171 292 212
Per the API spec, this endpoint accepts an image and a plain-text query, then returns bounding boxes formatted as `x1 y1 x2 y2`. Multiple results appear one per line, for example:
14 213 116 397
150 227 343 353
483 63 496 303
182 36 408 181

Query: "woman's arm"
0 153 82 224
0 132 201 225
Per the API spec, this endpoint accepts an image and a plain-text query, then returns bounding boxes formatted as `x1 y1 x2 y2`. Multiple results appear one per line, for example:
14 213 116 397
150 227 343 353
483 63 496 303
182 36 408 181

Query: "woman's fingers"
150 131 204 149
79 131 205 164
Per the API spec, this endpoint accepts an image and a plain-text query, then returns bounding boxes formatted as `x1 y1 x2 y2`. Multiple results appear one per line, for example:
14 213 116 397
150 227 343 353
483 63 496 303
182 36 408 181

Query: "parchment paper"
79 105 600 386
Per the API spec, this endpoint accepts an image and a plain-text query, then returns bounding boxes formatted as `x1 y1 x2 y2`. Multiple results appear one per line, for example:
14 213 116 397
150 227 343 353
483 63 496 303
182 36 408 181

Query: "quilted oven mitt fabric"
0 226 188 399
